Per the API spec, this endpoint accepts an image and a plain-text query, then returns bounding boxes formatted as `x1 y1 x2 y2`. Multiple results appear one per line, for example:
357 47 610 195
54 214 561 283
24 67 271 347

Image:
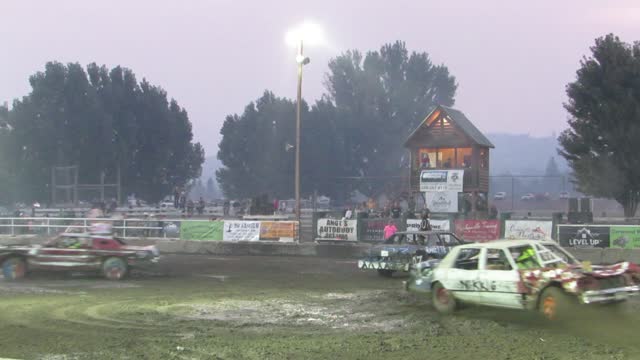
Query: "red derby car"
0 232 160 281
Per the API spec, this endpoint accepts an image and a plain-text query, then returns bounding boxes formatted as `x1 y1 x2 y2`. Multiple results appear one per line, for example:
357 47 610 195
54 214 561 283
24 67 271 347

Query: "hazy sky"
2 0 640 155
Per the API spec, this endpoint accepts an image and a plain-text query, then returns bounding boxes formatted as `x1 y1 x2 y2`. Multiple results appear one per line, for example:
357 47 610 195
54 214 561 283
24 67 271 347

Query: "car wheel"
2 257 27 281
539 286 573 320
377 269 394 278
102 257 128 281
432 282 456 314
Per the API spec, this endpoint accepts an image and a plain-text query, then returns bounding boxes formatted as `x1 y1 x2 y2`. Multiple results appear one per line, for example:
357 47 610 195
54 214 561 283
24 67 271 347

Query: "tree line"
0 62 204 205
216 41 457 202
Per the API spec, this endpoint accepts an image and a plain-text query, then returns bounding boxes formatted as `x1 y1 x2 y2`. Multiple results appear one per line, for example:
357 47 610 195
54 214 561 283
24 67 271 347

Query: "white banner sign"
406 219 451 232
223 221 261 241
420 170 464 192
316 219 357 241
504 220 553 240
424 191 459 213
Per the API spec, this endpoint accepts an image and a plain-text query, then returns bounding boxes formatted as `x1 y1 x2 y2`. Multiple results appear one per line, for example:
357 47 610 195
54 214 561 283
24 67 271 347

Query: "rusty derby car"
0 230 160 281
357 230 467 277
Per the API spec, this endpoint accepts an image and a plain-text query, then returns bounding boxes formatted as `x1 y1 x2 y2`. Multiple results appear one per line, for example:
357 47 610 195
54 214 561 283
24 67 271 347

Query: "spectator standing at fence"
197 197 205 215
420 208 432 231
173 187 180 208
489 205 498 220
187 199 195 217
391 201 402 219
180 191 187 212
343 207 353 220
383 221 398 240
223 200 230 216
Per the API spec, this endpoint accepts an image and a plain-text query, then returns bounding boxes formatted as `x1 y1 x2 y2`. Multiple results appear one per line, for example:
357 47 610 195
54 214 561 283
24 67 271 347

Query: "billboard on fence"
609 226 640 249
424 191 458 213
360 219 403 242
406 219 451 232
420 170 464 192
454 220 500 242
223 221 261 241
260 221 297 241
180 220 223 241
557 225 610 248
504 220 553 240
316 219 357 241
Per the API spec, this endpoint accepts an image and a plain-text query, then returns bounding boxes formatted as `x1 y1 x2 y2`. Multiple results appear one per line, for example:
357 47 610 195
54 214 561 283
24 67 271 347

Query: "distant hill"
487 133 569 175
200 156 222 181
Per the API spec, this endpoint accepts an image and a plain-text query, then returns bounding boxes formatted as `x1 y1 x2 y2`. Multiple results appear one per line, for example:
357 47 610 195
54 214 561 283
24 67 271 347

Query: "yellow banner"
260 221 297 240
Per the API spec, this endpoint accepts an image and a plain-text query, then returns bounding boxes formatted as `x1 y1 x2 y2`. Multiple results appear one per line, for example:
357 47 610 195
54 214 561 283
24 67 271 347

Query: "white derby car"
405 240 640 320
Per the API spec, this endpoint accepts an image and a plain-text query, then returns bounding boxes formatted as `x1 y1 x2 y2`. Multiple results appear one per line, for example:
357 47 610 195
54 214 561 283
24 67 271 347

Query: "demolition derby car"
405 239 640 320
0 225 160 281
358 231 466 277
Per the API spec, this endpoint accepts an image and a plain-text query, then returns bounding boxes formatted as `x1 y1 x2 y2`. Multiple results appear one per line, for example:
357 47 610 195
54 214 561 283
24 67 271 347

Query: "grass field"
0 255 639 360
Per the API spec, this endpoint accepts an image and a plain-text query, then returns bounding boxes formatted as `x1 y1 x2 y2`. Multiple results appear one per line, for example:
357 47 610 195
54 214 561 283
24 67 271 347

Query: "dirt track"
0 255 639 359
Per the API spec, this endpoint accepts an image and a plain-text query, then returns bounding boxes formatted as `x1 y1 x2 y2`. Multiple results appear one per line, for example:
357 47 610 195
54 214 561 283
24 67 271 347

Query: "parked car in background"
493 192 507 200
521 193 535 201
534 192 551 201
559 191 570 199
405 239 640 320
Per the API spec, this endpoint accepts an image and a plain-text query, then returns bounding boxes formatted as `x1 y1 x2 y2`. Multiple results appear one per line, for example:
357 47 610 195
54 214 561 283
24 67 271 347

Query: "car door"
440 247 483 304
30 235 99 270
477 248 524 309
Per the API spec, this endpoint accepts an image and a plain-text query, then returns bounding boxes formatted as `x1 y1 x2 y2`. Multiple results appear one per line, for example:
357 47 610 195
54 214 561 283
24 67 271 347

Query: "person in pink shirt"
383 221 398 240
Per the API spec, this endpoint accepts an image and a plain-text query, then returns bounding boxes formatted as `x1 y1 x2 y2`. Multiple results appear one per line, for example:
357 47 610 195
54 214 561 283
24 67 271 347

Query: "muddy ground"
0 255 639 360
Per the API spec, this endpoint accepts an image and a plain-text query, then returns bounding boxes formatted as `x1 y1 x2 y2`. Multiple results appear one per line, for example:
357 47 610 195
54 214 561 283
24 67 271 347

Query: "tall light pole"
286 22 323 235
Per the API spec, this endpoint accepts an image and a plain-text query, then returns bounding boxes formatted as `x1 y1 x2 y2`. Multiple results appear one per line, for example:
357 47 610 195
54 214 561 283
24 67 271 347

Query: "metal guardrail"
0 217 179 239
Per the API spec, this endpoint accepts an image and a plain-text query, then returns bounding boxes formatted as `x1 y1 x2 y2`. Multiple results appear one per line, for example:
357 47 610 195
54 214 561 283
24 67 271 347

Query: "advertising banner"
180 220 223 241
557 225 609 248
504 220 553 240
406 219 451 232
609 226 640 249
316 219 357 241
454 220 500 242
424 191 459 213
223 221 261 242
259 221 297 241
420 170 464 192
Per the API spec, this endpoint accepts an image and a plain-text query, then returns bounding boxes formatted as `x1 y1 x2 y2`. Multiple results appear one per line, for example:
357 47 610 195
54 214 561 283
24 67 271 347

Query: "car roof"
456 239 557 249
396 230 453 235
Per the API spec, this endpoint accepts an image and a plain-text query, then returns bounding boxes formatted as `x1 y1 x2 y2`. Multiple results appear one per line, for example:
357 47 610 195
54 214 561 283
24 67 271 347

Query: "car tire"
2 257 27 281
538 286 574 320
102 257 128 281
377 269 394 278
432 282 456 314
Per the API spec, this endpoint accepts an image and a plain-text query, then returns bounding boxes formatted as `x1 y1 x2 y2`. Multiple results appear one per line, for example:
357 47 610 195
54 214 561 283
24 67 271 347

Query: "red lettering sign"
454 220 501 242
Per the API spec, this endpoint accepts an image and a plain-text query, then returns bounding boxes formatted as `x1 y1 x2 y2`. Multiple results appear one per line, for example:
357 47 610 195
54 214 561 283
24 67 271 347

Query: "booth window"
418 148 437 169
439 148 455 168
456 148 472 168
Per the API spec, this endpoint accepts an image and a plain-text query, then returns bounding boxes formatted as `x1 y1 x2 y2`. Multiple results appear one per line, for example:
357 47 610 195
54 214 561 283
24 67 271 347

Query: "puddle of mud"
180 290 411 331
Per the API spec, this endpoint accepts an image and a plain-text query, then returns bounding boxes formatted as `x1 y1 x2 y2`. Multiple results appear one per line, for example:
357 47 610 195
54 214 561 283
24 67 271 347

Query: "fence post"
123 219 127 238
47 218 51 235
10 218 14 236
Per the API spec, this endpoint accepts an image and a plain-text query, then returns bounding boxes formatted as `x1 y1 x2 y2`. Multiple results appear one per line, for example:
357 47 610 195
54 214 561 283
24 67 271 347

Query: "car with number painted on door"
404 239 640 320
0 230 160 281
357 230 466 277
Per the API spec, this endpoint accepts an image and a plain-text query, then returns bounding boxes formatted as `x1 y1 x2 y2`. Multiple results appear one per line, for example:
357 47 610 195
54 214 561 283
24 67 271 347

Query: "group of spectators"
383 209 432 240
172 187 206 216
